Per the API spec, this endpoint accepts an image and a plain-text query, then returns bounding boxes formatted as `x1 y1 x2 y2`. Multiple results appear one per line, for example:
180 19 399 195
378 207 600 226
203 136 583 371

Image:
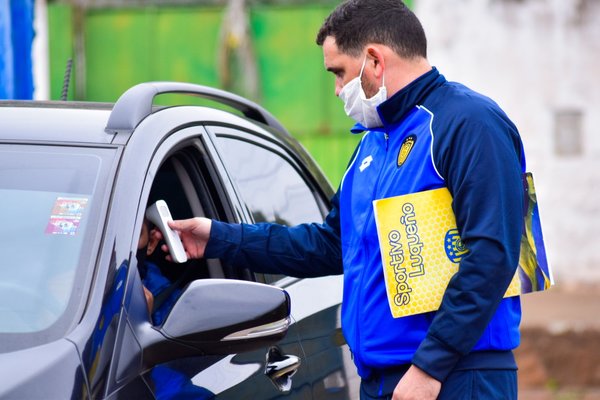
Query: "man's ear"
365 45 385 79
146 228 160 256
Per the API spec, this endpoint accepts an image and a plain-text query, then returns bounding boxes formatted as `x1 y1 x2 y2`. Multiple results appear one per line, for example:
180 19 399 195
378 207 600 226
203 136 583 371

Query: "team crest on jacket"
397 134 416 167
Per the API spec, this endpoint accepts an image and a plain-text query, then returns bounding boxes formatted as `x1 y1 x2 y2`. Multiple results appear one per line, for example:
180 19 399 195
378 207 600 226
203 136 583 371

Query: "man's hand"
393 365 441 400
156 217 212 260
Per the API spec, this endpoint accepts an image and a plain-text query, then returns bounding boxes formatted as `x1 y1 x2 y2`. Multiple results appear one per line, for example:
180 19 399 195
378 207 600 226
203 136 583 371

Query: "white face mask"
338 56 387 128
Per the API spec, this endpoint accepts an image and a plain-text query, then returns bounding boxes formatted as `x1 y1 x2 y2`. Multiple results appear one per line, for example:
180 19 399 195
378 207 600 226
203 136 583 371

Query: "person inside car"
137 218 216 399
136 218 182 326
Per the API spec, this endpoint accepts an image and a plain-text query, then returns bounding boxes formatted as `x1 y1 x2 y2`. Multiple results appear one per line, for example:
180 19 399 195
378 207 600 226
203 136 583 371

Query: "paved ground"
520 284 600 331
517 283 600 400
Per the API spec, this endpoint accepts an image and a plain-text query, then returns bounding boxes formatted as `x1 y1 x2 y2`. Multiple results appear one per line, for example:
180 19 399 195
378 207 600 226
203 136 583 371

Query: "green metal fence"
48 3 409 185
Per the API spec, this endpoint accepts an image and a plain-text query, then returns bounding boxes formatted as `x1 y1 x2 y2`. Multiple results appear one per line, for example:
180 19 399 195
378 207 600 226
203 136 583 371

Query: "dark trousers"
359 367 517 400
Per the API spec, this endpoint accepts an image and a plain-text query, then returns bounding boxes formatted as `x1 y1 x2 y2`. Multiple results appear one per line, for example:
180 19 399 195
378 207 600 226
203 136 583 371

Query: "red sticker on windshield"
46 216 81 236
46 197 88 235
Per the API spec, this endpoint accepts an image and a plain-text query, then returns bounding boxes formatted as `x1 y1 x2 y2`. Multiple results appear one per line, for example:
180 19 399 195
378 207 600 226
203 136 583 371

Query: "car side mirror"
142 279 290 367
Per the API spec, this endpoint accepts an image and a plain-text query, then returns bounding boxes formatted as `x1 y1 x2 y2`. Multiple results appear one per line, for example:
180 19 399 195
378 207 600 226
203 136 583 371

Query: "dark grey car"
0 83 359 399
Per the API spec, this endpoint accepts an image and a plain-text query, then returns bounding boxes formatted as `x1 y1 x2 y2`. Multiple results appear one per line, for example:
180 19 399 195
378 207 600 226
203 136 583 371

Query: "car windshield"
0 144 114 342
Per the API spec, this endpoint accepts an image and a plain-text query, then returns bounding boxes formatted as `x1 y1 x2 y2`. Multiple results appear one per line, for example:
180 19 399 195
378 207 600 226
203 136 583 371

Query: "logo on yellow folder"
444 229 469 263
397 135 416 167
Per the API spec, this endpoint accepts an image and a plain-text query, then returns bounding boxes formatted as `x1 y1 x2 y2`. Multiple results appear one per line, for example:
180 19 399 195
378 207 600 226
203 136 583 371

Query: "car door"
207 125 361 399
107 123 312 400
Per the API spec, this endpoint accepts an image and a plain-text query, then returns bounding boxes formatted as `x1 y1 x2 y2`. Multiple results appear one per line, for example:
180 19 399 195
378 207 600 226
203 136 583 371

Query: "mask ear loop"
358 55 368 80
359 55 385 89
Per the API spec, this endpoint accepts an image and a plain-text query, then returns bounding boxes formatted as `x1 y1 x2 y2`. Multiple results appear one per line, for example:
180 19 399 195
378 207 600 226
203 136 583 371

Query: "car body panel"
0 339 88 399
0 101 114 144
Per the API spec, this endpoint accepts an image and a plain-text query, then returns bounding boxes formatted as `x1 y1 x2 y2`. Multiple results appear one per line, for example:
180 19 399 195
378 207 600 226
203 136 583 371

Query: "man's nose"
335 83 343 97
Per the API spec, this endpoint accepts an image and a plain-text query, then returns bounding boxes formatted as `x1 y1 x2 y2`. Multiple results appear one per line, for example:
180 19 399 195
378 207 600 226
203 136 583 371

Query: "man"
165 1 525 398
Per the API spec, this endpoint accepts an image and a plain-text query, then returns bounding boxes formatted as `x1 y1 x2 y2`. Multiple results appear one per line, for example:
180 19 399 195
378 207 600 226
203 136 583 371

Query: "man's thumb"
169 217 207 235
168 219 188 231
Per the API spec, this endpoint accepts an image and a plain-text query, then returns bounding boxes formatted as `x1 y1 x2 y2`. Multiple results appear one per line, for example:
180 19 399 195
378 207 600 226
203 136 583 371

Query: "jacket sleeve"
204 192 343 278
411 112 525 382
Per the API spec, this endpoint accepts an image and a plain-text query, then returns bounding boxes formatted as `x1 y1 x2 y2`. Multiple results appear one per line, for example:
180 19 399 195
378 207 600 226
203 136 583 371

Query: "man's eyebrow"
326 66 341 74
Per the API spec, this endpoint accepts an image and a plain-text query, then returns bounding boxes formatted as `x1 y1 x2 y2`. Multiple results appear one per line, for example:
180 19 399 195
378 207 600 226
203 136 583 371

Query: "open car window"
138 139 256 324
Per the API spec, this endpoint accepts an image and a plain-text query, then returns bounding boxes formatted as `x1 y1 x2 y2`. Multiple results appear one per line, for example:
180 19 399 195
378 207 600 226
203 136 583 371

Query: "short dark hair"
316 0 427 59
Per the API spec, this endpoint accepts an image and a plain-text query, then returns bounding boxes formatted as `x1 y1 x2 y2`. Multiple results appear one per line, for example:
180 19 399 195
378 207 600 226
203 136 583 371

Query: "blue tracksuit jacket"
206 67 525 382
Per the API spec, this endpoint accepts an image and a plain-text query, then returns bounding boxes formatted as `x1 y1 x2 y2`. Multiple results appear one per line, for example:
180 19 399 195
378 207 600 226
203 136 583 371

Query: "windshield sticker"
46 216 81 235
51 197 88 217
45 197 88 236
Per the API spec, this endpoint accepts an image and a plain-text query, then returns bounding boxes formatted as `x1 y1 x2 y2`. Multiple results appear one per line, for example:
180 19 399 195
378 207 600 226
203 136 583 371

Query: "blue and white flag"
0 0 35 99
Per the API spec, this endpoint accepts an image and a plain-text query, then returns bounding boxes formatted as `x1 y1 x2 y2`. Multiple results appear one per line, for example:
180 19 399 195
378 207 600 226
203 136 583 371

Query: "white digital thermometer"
146 200 188 263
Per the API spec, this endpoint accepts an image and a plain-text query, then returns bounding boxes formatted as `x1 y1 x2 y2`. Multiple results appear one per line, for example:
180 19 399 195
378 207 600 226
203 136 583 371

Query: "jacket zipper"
355 130 390 370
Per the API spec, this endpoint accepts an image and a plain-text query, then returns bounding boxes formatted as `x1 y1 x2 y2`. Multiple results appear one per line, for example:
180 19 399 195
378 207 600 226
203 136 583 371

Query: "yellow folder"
372 173 552 318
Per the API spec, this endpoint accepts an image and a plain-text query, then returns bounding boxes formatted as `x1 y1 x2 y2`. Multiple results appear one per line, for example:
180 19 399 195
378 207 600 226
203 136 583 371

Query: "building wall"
415 0 600 283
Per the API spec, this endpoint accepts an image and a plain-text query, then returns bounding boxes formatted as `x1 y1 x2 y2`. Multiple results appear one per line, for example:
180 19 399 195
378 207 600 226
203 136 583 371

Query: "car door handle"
265 346 301 392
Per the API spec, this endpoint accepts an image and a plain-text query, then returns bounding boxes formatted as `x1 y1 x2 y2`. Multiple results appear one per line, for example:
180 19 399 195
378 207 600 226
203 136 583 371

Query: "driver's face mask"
338 55 387 128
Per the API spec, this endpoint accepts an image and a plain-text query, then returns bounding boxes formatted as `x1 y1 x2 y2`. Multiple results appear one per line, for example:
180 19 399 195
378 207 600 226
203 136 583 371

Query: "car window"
0 145 114 339
214 136 324 226
214 134 326 284
138 141 248 328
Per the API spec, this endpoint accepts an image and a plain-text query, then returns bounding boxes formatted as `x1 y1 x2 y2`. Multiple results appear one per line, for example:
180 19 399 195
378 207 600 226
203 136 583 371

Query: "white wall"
415 0 600 283
33 0 49 100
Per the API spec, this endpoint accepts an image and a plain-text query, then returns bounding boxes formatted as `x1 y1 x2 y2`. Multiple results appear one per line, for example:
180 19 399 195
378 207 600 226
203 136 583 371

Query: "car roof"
0 101 115 145
0 82 292 147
